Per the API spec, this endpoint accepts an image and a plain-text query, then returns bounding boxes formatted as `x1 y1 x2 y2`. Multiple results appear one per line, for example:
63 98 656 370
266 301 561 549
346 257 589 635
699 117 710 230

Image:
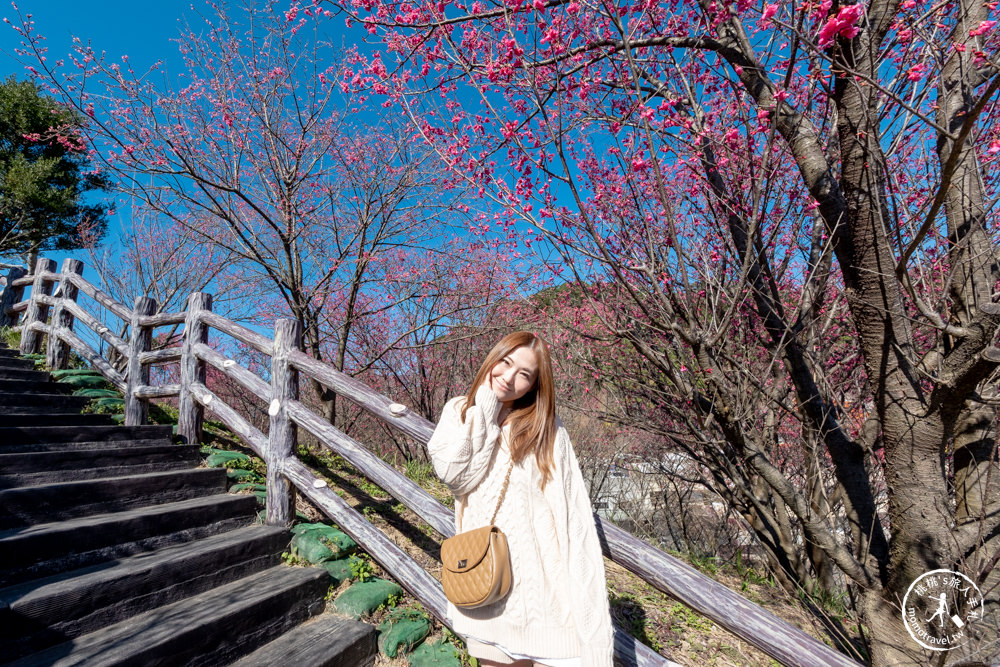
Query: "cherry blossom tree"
329 0 1000 661
87 210 240 319
73 209 242 374
11 0 488 426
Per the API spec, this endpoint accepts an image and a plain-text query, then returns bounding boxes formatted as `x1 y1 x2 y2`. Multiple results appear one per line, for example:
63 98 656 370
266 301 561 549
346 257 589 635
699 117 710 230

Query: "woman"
428 332 615 667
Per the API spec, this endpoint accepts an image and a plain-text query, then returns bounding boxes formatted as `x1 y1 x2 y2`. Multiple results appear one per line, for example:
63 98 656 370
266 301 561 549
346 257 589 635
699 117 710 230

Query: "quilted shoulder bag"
440 459 514 608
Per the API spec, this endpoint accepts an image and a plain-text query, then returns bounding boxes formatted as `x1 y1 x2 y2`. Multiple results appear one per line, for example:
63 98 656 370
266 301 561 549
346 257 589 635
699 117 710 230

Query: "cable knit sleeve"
427 385 503 497
544 424 615 667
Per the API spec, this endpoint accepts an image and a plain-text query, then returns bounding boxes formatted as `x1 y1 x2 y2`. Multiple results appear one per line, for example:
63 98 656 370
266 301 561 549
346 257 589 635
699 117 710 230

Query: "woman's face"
489 345 539 405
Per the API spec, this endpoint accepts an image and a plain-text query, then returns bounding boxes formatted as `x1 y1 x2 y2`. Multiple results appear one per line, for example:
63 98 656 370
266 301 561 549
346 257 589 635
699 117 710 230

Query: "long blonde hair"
461 332 556 489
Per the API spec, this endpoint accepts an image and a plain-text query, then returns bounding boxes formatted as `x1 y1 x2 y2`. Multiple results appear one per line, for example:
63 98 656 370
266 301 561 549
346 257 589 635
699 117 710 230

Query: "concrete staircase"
0 345 377 666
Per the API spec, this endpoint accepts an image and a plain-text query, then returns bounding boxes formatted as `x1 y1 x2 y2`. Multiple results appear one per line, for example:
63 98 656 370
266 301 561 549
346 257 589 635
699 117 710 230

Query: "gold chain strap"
489 457 515 526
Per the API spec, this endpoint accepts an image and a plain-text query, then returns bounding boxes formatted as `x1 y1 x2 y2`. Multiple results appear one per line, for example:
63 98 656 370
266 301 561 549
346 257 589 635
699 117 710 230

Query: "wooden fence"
0 259 862 667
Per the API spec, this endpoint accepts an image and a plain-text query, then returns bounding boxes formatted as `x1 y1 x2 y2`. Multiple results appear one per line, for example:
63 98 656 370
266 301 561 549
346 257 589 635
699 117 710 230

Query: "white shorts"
466 636 582 667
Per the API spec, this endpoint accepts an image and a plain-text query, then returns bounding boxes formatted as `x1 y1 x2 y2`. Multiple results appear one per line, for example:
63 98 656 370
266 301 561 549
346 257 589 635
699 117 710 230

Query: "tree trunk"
861 591 930 666
936 0 1000 594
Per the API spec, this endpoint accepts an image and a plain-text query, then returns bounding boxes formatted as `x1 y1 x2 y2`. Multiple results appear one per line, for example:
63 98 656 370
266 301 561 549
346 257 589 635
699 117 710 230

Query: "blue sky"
0 2 209 272
0 2 535 280
0 1 196 80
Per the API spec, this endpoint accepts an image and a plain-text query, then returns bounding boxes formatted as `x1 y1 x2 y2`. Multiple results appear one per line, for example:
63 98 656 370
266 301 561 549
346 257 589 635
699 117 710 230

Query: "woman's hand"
479 379 512 425
474 380 504 426
497 406 512 426
481 376 499 399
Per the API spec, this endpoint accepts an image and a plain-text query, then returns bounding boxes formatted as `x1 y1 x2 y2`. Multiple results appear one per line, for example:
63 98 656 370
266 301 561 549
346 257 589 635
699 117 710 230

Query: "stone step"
0 347 21 357
0 414 116 429
0 393 92 415
0 380 70 394
0 424 174 446
0 493 258 588
0 443 202 488
230 613 378 667
7 565 330 667
0 368 49 382
0 439 173 454
0 468 228 530
0 525 291 661
0 357 36 370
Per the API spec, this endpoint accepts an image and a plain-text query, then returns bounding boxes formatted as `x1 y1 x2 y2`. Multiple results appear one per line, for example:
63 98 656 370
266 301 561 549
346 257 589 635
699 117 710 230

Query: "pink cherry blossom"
817 4 864 49
759 4 778 27
907 62 928 81
969 20 996 36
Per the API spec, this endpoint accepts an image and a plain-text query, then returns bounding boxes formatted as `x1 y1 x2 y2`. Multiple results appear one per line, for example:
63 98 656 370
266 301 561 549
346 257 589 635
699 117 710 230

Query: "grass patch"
403 459 436 486
609 589 663 652
0 325 20 349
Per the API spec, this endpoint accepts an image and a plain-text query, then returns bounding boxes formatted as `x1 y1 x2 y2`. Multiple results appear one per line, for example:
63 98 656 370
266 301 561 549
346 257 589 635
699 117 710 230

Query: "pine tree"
0 76 109 265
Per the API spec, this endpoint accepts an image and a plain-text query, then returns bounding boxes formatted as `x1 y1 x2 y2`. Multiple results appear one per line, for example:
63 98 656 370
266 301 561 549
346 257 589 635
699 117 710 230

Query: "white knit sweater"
428 386 615 667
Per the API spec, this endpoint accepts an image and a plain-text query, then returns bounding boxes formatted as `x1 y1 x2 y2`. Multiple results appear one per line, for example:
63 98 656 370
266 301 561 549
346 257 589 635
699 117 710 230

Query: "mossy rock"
377 609 431 658
289 524 357 563
321 555 365 585
408 639 462 667
91 397 125 411
230 482 266 493
290 530 336 563
51 368 101 378
291 522 327 534
332 579 403 619
72 388 121 398
60 371 107 383
206 450 251 467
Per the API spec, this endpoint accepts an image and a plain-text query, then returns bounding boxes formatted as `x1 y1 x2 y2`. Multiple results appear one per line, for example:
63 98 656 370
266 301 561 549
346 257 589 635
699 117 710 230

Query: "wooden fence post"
20 258 57 355
178 292 212 445
267 318 301 527
125 296 158 426
0 266 27 328
46 259 84 370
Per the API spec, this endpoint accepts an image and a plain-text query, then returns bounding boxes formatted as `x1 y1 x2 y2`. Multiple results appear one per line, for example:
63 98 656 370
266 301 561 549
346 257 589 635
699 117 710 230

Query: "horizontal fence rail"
0 258 862 667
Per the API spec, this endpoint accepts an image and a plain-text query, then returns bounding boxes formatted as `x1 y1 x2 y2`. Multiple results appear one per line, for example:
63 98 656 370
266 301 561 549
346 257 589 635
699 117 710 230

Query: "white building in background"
587 453 689 523
585 453 755 557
